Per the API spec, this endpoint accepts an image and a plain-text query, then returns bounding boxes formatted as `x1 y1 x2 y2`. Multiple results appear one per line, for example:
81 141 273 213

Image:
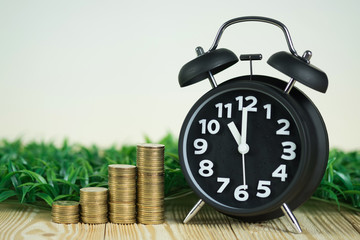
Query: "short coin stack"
108 164 137 224
80 187 108 224
51 200 79 224
136 143 165 224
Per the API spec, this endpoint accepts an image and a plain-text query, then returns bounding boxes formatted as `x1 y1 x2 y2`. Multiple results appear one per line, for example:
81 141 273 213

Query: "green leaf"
17 170 47 184
20 185 31 203
0 190 17 202
53 194 79 201
35 192 53 206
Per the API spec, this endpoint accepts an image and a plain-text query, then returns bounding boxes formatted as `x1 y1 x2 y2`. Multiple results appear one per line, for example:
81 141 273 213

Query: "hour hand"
227 121 241 146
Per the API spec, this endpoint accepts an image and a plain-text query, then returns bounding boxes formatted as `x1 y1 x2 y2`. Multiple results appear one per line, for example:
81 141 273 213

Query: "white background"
0 0 359 150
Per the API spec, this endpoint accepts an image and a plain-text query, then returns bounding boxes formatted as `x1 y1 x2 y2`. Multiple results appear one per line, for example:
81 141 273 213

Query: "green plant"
0 135 359 212
0 134 189 207
313 149 360 211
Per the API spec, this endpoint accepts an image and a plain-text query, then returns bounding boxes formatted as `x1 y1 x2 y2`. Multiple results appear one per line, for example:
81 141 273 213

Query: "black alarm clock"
177 16 328 233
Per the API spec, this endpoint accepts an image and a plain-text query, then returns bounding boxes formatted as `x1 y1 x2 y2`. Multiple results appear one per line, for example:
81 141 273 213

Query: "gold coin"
52 210 79 216
81 216 108 224
109 196 136 202
108 164 136 169
52 216 80 221
109 217 136 224
80 187 108 194
52 201 79 207
137 143 165 149
137 218 164 225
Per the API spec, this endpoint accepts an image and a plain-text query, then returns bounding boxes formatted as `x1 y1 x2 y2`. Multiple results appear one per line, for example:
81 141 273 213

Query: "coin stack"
136 143 165 224
80 187 108 224
108 164 137 224
51 200 79 224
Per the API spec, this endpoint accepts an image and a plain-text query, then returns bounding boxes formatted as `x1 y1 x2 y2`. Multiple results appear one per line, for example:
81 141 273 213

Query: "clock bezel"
179 78 312 218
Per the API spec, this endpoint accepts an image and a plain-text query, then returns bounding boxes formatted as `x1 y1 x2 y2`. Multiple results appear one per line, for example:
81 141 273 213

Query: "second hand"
242 153 246 186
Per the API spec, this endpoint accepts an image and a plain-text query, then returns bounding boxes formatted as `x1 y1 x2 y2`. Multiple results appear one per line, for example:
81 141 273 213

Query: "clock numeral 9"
199 119 220 134
198 159 214 177
236 96 257 112
194 138 208 155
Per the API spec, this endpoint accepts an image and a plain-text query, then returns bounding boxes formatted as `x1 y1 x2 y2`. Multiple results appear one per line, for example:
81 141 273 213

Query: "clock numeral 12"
235 96 258 112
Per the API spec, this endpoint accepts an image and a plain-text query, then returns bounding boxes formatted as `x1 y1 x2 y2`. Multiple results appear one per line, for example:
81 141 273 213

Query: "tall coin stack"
108 164 137 224
51 200 79 224
80 187 108 224
136 143 165 224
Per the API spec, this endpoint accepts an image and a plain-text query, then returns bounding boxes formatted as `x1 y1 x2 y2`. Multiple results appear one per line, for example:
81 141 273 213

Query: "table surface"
0 194 359 240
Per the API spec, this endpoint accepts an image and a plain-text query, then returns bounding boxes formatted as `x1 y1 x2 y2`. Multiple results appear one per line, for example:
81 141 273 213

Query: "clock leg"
281 203 302 233
183 199 205 224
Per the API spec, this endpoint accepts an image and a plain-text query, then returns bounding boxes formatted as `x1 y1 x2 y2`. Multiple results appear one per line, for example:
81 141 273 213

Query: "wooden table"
0 194 359 240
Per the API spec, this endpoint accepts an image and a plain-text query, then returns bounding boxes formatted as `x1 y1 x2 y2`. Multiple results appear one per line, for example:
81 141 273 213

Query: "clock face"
179 80 307 216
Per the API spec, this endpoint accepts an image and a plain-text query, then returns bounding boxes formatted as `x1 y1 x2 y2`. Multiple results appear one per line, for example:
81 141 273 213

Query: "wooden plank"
1 195 359 240
0 202 105 240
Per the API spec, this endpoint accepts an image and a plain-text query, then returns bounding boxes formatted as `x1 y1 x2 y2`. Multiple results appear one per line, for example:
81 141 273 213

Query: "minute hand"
239 107 250 154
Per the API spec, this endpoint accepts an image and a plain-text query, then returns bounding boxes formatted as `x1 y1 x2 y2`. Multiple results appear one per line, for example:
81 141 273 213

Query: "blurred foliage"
0 134 189 207
313 149 360 211
0 135 359 212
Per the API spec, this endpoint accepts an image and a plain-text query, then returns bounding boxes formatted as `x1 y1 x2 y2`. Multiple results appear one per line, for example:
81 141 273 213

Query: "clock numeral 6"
199 119 220 134
194 138 208 155
234 181 272 201
234 185 249 201
198 159 214 177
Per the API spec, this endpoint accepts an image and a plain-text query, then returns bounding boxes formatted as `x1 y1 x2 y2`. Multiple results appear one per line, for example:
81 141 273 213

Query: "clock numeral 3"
281 141 296 160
